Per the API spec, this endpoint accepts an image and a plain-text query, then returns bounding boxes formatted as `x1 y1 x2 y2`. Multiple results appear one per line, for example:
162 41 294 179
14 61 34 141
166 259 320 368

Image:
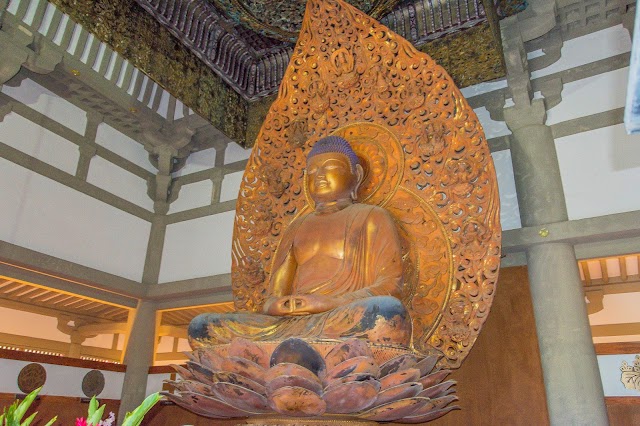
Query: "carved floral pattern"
231 0 501 368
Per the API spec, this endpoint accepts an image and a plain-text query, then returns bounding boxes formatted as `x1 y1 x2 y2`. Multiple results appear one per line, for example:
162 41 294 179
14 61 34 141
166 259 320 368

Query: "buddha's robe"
188 204 412 347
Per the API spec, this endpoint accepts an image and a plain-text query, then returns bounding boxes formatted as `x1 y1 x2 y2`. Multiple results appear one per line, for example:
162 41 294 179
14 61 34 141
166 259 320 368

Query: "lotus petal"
323 380 379 414
228 338 270 369
187 361 214 378
324 338 373 370
419 369 451 388
419 380 456 399
208 382 271 413
266 375 323 396
379 368 421 390
269 386 327 417
374 382 423 406
393 394 458 419
164 380 190 393
401 405 461 423
210 371 266 395
266 363 322 387
170 390 254 417
270 338 326 377
358 397 429 421
431 394 459 410
161 392 232 419
184 351 199 363
415 355 440 376
379 353 417 377
324 373 380 393
221 356 266 385
199 349 225 371
324 356 379 384
180 380 214 396
171 364 196 381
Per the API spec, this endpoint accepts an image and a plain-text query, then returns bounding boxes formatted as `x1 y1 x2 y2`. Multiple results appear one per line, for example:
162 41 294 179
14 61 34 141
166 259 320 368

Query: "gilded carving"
231 0 501 368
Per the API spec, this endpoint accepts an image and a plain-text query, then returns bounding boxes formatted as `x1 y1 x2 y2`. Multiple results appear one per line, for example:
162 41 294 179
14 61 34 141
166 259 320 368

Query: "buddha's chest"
292 213 349 264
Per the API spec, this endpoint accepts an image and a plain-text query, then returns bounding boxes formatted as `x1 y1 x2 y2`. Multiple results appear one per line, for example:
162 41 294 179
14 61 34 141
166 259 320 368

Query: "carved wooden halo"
231 0 501 369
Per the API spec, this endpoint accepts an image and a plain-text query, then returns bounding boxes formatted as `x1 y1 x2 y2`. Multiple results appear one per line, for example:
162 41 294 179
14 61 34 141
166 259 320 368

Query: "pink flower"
75 418 88 426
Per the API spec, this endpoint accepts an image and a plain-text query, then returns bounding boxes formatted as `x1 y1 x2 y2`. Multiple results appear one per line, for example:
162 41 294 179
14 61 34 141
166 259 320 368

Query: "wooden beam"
594 341 640 355
599 259 608 284
155 352 189 362
591 322 640 337
0 298 119 324
581 261 591 285
77 322 129 335
158 325 187 339
619 256 627 281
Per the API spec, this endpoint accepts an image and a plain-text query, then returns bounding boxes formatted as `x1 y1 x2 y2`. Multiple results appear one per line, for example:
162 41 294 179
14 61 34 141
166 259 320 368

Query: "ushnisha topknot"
307 135 359 172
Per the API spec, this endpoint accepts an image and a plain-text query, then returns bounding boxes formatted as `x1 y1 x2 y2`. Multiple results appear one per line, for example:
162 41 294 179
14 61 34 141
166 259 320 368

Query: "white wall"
94 124 156 174
0 358 124 399
555 124 640 220
146 372 171 396
2 78 87 135
87 156 154 211
168 180 213 214
220 170 244 202
0 112 79 174
158 211 235 283
0 158 151 281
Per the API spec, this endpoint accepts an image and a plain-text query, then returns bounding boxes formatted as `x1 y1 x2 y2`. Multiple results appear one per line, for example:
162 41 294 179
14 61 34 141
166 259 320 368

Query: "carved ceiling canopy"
46 0 527 146
135 0 511 100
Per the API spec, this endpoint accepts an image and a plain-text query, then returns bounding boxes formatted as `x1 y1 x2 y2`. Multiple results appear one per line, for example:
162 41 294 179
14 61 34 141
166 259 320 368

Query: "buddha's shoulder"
346 203 393 220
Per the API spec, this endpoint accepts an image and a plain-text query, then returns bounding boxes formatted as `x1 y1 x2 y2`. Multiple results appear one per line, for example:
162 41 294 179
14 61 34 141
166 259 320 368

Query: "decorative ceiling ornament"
136 0 503 102
82 370 106 397
231 0 501 368
620 355 640 391
17 363 47 394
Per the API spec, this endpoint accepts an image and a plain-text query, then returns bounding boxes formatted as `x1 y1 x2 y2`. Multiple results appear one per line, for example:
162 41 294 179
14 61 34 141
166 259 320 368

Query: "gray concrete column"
504 99 568 227
527 243 608 425
211 168 224 204
68 331 85 358
141 216 167 285
505 99 608 425
118 300 158 425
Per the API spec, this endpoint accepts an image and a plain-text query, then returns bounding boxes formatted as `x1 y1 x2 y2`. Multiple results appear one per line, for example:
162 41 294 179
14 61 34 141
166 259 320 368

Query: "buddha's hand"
287 294 340 315
263 295 340 316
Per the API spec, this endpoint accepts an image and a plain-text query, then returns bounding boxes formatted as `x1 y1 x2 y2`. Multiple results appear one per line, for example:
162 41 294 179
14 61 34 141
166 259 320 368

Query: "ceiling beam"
0 298 120 325
591 322 640 337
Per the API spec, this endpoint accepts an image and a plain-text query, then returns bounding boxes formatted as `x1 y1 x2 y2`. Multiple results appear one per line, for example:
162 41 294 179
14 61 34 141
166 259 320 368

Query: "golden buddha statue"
189 135 412 347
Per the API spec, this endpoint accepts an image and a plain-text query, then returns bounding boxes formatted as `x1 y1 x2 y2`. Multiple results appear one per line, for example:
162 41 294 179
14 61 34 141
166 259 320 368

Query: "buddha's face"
307 152 357 204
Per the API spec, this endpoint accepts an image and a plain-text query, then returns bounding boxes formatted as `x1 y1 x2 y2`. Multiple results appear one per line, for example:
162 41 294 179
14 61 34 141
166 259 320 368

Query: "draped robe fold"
188 204 412 347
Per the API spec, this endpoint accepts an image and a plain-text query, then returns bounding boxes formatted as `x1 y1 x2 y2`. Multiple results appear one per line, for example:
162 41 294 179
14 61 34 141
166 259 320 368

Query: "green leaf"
20 411 37 426
121 393 160 426
42 416 57 426
86 404 105 426
88 396 98 418
14 387 41 422
5 402 17 425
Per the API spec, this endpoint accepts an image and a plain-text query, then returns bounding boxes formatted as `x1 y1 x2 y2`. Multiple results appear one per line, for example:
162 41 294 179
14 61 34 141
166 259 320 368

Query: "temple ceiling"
45 0 526 147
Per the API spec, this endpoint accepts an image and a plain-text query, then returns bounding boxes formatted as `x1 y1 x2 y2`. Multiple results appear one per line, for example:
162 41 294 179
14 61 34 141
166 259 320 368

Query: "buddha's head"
306 136 364 206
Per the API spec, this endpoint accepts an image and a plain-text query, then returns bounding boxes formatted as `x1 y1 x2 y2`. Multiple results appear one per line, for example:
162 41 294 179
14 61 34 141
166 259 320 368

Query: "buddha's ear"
352 163 364 200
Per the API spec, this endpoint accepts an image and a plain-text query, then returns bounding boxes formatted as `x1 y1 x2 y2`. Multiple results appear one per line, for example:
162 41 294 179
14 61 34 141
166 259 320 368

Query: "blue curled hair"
307 135 359 172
